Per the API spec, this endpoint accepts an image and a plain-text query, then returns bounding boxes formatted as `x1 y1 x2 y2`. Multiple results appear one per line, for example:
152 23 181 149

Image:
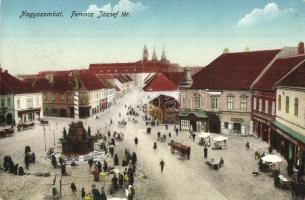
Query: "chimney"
4 70 8 73
298 41 304 55
179 67 193 89
45 73 54 84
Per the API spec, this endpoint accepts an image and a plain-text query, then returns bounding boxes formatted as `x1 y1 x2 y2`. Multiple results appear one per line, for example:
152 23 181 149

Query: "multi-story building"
29 71 114 118
142 72 183 123
0 68 43 125
179 49 281 134
271 61 305 170
251 43 305 144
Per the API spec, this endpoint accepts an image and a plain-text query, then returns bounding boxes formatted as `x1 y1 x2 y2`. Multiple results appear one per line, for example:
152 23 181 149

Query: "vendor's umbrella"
261 155 282 163
198 132 211 138
213 136 228 142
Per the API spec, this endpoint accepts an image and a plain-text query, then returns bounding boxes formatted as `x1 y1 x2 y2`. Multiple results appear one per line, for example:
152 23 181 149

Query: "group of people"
2 155 25 176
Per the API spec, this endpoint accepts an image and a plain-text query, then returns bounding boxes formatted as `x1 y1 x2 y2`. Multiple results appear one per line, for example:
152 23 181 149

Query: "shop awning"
179 110 208 118
272 121 305 144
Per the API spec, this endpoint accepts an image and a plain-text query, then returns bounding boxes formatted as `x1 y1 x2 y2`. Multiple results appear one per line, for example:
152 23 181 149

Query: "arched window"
194 93 201 109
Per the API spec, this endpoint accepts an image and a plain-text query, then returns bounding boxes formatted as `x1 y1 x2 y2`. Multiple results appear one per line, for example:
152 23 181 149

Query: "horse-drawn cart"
17 122 35 131
168 141 191 159
0 126 14 138
39 118 49 125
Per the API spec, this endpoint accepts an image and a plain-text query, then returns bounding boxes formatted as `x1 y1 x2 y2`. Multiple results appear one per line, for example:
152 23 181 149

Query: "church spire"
151 45 158 61
161 44 167 62
143 44 148 62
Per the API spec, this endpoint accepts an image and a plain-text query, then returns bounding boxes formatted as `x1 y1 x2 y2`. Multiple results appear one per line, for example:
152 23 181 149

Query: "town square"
1 0 305 200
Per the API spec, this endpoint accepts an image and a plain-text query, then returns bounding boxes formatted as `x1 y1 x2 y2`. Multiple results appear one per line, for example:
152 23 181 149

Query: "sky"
1 0 305 74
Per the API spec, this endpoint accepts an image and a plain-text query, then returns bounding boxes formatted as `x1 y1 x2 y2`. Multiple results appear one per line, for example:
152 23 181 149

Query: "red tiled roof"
143 72 183 91
78 73 107 90
191 49 281 90
276 60 305 88
0 69 27 94
253 55 305 90
31 72 107 92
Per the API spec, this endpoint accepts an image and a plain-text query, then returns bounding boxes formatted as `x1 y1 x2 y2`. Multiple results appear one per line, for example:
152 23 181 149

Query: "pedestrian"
31 152 36 163
61 164 67 176
81 188 86 199
18 166 24 176
127 185 135 200
25 154 30 169
70 182 77 192
131 152 137 165
157 132 161 139
268 146 273 154
51 154 57 168
100 186 107 200
91 183 101 199
134 137 138 145
160 159 165 173
103 160 108 172
118 173 124 188
187 147 191 160
109 146 114 157
175 127 179 136
153 142 157 150
108 131 111 138
165 124 168 130
97 161 102 172
111 174 119 190
85 192 93 200
88 158 93 170
192 133 196 142
246 141 250 150
168 132 171 138
114 154 119 166
204 146 208 159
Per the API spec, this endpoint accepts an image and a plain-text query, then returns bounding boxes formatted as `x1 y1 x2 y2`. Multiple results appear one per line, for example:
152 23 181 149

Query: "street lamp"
52 128 56 147
43 126 47 158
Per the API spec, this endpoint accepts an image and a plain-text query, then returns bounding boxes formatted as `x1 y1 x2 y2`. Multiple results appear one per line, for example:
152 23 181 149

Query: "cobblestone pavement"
0 89 291 200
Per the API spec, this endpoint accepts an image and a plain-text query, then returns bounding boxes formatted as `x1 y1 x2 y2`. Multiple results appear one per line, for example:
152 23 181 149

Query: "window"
259 99 262 112
224 122 229 129
211 97 218 109
286 96 289 113
294 98 299 117
43 95 47 101
265 100 269 113
241 98 247 111
17 99 20 108
0 99 5 107
278 95 281 111
51 95 56 102
26 98 33 108
227 97 234 110
272 102 275 115
253 97 257 110
7 97 11 107
194 93 200 109
36 97 39 106
61 95 65 102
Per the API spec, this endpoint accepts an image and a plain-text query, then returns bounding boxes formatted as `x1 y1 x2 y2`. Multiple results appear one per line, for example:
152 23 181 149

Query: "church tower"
161 45 167 62
151 46 158 61
143 45 148 63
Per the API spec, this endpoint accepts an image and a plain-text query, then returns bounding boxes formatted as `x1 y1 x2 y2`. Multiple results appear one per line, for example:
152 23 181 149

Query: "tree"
245 47 250 52
223 48 229 53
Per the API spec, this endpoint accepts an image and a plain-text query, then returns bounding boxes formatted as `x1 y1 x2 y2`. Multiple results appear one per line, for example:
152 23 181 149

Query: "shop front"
179 110 208 132
17 108 41 123
272 121 305 171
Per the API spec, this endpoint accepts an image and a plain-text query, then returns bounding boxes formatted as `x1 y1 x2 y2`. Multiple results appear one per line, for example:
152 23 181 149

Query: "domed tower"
179 67 193 89
143 45 148 63
151 46 158 61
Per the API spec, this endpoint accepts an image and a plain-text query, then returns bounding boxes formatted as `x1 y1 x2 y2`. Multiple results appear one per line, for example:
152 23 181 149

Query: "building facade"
179 49 282 134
